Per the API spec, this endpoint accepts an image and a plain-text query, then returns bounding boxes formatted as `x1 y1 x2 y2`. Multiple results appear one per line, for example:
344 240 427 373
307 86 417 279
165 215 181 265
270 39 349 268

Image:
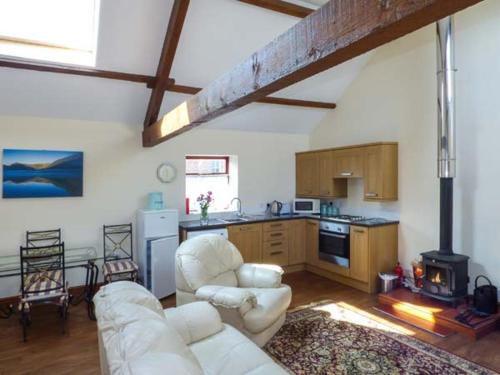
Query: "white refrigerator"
137 209 179 299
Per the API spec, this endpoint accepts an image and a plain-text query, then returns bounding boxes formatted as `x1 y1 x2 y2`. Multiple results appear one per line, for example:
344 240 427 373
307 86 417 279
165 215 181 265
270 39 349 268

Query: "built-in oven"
318 221 350 268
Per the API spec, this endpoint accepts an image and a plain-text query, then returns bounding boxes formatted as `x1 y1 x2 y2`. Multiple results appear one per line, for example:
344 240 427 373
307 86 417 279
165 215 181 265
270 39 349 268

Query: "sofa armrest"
195 285 257 314
236 263 283 288
164 301 223 345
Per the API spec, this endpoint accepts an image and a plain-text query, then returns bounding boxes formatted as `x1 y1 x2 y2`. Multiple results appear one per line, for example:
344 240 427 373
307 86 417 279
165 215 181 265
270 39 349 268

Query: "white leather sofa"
175 234 292 347
93 281 287 375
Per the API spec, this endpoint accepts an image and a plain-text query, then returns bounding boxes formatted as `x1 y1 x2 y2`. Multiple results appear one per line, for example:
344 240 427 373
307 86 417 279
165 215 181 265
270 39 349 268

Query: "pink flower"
197 191 214 210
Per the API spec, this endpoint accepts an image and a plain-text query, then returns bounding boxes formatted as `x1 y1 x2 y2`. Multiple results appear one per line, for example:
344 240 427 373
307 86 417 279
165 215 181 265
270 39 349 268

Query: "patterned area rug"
265 301 497 375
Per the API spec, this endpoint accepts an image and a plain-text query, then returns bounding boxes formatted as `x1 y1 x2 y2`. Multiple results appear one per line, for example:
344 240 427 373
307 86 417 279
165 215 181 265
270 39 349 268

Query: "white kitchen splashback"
322 180 399 219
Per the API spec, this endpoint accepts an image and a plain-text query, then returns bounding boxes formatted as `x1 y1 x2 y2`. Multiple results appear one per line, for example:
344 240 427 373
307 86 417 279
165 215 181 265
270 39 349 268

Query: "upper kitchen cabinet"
296 152 319 197
296 143 398 202
363 144 398 201
318 151 347 198
333 148 364 178
296 151 347 198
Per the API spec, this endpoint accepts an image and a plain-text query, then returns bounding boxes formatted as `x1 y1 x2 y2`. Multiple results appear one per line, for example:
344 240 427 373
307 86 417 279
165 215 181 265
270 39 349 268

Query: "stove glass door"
318 230 350 267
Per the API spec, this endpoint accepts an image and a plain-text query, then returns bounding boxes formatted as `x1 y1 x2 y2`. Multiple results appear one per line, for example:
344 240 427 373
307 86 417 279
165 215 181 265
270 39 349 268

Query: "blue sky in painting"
2 149 79 166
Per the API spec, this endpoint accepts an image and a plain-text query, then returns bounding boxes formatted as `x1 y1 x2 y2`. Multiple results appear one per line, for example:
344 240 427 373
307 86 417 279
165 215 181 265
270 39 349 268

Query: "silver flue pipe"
436 16 456 178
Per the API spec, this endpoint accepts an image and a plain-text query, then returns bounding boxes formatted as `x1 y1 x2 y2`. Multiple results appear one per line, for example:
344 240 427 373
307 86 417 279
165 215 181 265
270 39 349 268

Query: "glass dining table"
0 246 102 320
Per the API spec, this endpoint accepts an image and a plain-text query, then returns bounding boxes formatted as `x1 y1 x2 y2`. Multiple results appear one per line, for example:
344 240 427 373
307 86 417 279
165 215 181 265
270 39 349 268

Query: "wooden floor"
1 271 499 374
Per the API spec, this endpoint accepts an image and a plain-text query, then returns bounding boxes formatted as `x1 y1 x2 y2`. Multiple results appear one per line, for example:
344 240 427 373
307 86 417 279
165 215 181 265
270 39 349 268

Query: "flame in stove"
431 272 442 284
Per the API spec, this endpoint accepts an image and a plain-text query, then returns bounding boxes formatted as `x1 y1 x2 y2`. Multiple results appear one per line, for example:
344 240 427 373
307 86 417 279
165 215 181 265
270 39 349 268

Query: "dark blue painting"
2 149 83 198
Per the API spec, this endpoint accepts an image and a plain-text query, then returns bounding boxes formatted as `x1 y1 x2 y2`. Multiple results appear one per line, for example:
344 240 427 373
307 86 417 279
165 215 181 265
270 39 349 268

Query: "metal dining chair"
26 229 61 247
19 242 69 341
102 224 138 283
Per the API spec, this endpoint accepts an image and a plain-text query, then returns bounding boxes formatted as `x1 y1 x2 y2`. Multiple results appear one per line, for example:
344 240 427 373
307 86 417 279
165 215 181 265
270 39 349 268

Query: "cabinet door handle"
270 250 284 255
270 242 283 247
354 229 366 233
366 192 378 197
340 172 353 176
270 232 282 237
270 223 282 228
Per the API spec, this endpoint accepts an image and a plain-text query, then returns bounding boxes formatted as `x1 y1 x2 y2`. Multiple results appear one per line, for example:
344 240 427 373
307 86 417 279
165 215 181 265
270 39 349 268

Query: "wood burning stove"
421 250 469 304
420 17 469 306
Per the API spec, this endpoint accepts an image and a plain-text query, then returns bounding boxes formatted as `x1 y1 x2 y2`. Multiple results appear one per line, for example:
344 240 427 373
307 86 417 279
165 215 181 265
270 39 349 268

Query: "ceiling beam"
237 0 313 18
143 0 190 129
0 58 332 110
0 57 169 86
143 0 483 147
167 83 336 109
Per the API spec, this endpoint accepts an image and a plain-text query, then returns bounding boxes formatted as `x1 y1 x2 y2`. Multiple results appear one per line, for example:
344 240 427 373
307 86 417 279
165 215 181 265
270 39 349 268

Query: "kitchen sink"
221 217 250 223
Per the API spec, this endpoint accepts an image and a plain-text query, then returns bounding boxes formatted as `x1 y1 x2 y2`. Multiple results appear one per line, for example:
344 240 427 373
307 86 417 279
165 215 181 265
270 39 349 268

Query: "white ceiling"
0 0 372 134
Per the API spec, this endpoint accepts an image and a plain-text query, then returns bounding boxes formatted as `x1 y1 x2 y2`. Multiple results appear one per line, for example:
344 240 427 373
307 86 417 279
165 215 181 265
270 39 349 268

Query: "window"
185 156 238 214
0 0 100 66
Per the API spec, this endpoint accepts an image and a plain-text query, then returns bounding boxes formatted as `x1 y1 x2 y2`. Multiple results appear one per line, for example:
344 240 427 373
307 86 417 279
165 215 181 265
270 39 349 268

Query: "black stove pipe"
439 178 453 255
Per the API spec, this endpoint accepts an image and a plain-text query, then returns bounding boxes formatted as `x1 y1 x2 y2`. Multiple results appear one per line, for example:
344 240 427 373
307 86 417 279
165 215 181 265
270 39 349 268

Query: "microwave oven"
293 198 320 214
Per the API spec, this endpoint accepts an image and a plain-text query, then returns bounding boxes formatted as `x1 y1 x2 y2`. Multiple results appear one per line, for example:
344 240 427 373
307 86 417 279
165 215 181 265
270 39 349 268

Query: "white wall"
0 116 308 296
310 0 500 291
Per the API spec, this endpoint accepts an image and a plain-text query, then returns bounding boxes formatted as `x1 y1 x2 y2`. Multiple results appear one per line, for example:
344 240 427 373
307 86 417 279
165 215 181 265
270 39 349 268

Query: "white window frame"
185 155 238 214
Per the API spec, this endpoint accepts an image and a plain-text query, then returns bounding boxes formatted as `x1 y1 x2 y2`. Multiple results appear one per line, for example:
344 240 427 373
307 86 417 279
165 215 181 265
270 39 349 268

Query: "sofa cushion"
125 353 203 375
97 302 162 331
242 286 292 334
164 301 223 345
94 281 164 318
176 235 243 292
98 302 202 374
190 324 287 375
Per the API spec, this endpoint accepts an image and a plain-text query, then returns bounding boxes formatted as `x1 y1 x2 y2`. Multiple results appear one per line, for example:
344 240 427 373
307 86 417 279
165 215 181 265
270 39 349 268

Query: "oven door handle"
320 231 347 239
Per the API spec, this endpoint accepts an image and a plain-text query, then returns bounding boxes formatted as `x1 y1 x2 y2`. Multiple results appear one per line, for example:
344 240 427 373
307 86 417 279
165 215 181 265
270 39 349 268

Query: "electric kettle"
270 200 283 216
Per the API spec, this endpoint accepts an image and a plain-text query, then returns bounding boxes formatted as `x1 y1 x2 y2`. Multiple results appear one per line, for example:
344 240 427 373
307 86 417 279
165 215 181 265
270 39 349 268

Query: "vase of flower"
197 191 213 225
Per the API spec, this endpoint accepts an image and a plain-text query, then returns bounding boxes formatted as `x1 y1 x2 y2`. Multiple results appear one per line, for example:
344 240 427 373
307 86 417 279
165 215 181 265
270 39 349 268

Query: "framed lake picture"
2 149 83 198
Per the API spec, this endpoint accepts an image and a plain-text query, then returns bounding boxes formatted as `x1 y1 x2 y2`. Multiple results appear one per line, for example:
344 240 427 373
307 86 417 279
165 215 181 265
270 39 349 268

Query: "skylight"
0 0 100 66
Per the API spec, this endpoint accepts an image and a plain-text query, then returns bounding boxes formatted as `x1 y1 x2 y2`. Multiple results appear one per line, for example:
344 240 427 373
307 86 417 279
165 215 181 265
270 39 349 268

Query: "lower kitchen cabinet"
228 223 262 263
263 239 289 265
305 220 319 266
218 218 397 294
349 226 369 282
262 221 289 266
288 219 306 265
305 223 398 294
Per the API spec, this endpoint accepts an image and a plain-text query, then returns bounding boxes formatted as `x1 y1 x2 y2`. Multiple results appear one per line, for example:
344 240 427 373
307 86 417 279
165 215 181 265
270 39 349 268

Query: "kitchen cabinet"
349 226 369 282
263 240 288 266
318 151 347 198
305 222 398 294
333 148 364 178
262 221 289 266
296 152 319 197
305 220 319 266
228 224 262 263
295 142 398 202
364 144 398 201
288 220 306 265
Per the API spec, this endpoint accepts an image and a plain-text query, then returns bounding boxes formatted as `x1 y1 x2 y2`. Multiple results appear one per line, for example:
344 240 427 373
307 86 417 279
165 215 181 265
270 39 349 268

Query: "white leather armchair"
175 234 292 347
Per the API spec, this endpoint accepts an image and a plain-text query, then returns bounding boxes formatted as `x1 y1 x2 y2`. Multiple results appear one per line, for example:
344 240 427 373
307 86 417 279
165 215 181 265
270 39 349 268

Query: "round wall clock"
156 163 177 183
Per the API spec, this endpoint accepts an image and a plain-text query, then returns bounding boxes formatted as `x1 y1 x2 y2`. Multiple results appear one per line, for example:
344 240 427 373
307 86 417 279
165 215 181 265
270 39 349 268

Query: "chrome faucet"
231 197 242 217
